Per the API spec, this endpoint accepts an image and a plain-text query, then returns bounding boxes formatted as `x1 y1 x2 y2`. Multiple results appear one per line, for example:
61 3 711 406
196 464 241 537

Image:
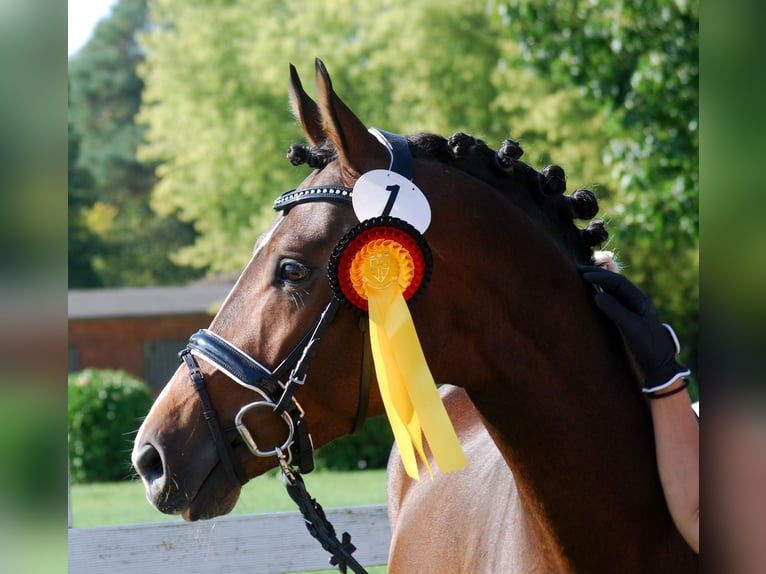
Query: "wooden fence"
68 504 391 573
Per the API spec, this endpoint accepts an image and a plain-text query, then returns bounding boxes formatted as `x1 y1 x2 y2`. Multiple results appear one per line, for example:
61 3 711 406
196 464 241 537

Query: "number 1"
382 184 400 217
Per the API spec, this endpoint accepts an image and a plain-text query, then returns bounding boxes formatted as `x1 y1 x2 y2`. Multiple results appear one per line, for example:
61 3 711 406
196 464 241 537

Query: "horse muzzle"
132 422 245 519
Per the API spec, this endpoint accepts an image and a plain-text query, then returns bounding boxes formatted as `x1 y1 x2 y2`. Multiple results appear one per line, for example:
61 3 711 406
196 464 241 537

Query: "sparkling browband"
273 186 354 211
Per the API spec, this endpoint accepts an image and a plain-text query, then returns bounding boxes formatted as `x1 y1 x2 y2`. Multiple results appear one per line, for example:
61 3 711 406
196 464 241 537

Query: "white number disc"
352 170 431 233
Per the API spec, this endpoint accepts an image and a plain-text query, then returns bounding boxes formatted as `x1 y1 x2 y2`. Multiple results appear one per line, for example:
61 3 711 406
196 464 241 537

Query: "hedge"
68 369 154 483
314 415 394 471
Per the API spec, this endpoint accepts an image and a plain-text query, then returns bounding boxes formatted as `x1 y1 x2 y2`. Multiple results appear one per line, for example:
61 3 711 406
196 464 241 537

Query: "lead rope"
278 451 368 574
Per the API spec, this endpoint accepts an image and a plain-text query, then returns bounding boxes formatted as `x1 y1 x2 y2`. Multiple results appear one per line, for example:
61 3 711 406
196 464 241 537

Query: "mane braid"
406 132 607 266
286 140 337 169
287 131 608 266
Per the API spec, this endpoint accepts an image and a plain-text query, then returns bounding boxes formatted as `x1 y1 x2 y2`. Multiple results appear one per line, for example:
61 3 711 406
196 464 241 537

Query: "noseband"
178 185 370 486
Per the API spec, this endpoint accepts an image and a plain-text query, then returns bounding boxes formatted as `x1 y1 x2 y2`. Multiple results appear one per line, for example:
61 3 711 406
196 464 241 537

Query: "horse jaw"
132 366 251 521
180 467 242 521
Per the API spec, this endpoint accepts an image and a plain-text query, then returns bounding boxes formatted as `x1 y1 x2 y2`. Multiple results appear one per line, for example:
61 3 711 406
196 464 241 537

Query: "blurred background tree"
134 0 614 274
68 0 697 373
68 0 203 287
68 88 102 288
500 0 699 374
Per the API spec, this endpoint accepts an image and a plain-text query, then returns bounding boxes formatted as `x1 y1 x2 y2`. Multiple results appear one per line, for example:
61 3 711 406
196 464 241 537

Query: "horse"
132 59 698 572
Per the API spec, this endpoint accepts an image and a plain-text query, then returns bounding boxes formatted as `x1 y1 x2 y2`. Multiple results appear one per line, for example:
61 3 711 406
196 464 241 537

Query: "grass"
71 469 389 573
70 468 388 528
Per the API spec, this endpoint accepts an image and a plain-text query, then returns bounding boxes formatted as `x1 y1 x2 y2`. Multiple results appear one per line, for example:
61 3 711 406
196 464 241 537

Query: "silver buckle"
234 401 295 459
287 369 307 386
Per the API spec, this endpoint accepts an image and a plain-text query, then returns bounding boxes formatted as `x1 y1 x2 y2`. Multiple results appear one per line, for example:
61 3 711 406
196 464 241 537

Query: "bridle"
175 187 372 574
178 128 411 487
178 184 370 485
176 129 412 574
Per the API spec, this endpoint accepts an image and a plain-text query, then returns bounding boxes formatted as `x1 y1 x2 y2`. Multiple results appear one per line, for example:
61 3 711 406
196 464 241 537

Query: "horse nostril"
134 443 165 484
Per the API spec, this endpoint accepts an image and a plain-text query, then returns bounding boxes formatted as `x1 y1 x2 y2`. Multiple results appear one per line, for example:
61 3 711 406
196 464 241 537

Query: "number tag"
352 170 431 233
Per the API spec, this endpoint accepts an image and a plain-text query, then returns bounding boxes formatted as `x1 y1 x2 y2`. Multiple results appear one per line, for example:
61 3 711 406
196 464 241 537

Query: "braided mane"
287 132 611 266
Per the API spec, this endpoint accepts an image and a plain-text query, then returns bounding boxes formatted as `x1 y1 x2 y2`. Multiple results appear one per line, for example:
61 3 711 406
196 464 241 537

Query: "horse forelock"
286 131 608 266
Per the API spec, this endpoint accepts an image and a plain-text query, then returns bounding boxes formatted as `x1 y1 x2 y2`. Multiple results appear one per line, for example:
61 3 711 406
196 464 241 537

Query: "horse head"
132 59 610 522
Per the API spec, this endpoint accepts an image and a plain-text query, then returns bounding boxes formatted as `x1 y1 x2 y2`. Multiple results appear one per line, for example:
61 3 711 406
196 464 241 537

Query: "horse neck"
422 193 692 569
465 310 664 568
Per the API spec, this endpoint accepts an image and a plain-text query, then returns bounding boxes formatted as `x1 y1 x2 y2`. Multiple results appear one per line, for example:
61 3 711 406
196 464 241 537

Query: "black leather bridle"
178 184 372 486
176 129 412 574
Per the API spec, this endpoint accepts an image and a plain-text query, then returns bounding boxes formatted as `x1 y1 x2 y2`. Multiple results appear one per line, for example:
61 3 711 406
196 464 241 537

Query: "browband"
273 185 353 212
273 130 412 212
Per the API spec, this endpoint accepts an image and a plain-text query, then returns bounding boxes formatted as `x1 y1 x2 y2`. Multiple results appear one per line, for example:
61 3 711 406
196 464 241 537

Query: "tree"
68 97 102 288
500 0 698 217
138 0 611 274
499 0 699 372
68 0 202 286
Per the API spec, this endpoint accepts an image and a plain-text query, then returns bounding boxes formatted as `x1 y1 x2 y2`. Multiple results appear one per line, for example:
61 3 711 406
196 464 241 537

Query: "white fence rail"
68 504 391 573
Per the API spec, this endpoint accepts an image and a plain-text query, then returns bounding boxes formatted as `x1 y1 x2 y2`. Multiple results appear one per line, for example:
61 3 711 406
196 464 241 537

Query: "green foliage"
490 43 614 197
314 416 394 471
68 369 155 483
68 0 203 287
500 0 698 212
500 0 699 371
68 0 148 190
68 97 103 288
138 0 609 274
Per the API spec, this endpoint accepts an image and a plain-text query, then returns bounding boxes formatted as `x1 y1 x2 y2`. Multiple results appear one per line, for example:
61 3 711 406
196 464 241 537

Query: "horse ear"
289 63 324 146
314 58 388 176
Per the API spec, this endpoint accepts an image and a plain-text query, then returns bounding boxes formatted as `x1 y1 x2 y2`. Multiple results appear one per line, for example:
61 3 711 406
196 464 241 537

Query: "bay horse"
132 60 698 572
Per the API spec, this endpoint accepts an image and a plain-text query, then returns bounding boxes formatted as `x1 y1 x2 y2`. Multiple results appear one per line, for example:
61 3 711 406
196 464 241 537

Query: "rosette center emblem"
364 252 398 289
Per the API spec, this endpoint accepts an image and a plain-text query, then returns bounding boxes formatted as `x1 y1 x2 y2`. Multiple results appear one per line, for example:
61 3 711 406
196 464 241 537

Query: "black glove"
578 265 690 392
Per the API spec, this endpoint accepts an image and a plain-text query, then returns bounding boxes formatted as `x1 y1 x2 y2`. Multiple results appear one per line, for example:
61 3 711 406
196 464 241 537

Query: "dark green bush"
68 369 154 483
314 415 394 471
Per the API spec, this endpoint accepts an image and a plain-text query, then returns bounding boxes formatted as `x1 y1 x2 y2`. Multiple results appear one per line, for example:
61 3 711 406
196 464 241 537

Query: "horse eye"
279 260 310 283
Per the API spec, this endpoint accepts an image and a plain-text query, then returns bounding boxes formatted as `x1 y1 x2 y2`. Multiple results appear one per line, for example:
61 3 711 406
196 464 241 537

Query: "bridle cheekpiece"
178 183 358 486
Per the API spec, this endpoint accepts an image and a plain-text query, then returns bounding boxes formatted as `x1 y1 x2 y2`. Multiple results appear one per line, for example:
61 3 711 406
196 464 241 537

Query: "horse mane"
286 132 610 266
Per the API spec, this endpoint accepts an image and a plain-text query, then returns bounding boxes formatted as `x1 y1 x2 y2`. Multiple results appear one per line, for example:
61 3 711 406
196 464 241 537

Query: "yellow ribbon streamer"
355 239 467 480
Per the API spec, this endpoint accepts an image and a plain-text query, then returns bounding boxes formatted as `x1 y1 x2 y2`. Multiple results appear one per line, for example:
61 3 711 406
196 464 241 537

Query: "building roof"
68 281 236 319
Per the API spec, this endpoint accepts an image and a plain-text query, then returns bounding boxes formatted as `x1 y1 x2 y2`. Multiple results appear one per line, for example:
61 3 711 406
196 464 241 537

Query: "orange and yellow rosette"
329 218 466 480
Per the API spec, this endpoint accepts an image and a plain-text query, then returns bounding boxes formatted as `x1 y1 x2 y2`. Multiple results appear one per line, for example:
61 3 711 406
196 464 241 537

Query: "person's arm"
647 375 699 552
579 265 699 553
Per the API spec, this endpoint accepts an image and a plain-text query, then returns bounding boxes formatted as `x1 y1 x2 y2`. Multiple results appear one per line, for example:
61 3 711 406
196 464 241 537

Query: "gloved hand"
578 265 690 392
